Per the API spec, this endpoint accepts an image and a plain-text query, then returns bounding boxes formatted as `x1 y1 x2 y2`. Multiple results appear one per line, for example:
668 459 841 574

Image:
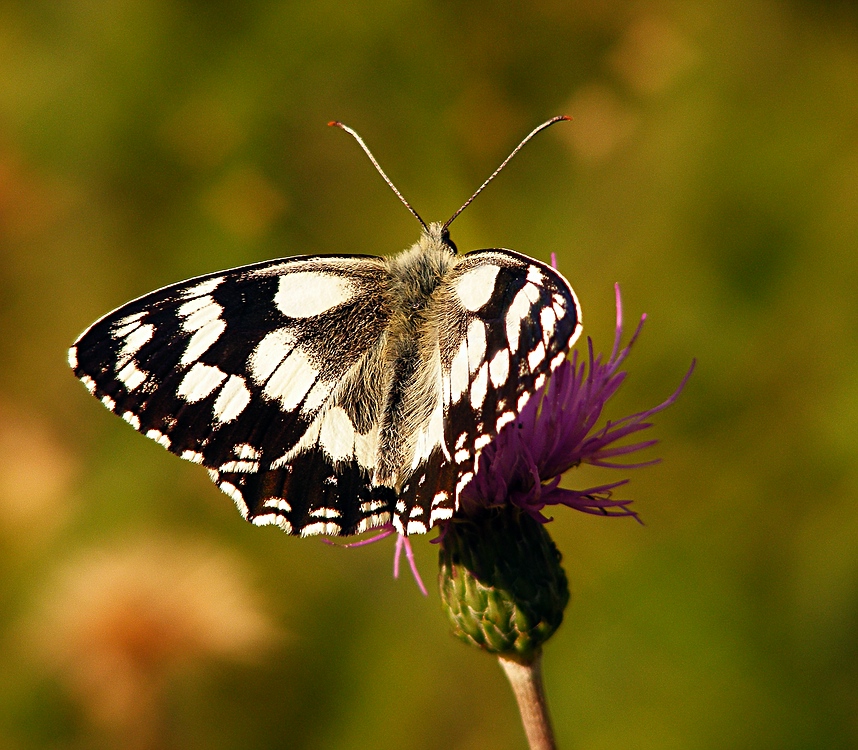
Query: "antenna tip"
328 121 343 128
557 114 573 122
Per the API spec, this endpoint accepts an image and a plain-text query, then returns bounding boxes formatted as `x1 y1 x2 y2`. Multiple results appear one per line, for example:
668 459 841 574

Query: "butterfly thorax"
385 222 457 309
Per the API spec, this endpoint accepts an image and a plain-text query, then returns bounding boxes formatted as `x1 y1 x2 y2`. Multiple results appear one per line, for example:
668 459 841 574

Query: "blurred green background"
1 0 857 748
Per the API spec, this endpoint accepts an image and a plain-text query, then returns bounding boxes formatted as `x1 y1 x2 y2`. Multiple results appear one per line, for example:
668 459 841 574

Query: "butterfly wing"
399 250 582 531
70 254 398 535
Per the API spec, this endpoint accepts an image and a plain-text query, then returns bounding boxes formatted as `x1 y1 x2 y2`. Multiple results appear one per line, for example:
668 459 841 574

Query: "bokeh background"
1 1 857 748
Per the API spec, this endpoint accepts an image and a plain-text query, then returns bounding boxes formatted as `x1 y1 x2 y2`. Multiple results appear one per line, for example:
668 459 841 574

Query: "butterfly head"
423 221 458 256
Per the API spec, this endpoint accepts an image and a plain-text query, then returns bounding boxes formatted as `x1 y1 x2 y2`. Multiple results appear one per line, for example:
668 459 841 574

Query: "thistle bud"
438 506 569 662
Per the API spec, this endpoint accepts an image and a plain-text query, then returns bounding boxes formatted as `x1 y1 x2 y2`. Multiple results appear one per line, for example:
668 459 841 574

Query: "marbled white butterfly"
69 117 582 537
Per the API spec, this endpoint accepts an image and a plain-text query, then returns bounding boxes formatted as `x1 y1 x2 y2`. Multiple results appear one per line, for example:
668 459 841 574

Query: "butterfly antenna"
329 121 428 231
443 115 572 231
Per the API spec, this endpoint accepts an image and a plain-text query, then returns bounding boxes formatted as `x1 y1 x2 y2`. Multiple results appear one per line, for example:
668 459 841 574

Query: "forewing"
70 255 395 534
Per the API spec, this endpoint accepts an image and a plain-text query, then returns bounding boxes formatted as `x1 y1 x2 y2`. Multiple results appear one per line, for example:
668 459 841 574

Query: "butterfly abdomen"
374 225 459 488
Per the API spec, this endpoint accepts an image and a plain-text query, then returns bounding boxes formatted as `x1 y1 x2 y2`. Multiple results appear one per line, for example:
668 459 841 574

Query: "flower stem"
498 650 557 750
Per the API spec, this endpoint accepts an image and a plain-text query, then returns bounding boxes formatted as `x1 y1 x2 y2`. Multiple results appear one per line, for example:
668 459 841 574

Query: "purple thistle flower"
458 283 695 525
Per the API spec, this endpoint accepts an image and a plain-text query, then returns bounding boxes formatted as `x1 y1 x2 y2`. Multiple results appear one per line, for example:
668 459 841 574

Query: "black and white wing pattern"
70 255 401 535
397 249 581 533
70 226 581 536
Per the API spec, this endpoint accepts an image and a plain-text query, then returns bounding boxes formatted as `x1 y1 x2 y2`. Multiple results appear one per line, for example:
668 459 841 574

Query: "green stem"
498 650 557 750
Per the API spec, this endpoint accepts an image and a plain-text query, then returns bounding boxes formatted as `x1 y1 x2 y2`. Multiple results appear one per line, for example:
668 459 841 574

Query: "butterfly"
69 117 582 537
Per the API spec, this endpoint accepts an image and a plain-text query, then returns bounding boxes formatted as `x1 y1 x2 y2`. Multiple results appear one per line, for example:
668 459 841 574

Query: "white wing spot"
430 506 454 524
181 450 205 464
301 521 342 537
466 319 487 374
213 375 251 423
218 460 259 473
455 432 467 450
470 361 488 410
456 471 474 496
354 426 380 471
113 321 142 338
121 411 141 430
67 346 78 369
262 498 292 512
113 311 146 330
475 434 492 450
117 361 147 391
182 276 224 299
449 338 469 403
234 444 261 460
118 324 154 363
270 419 321 468
489 348 510 388
409 506 424 517
80 375 97 393
181 319 226 366
540 306 557 343
528 341 546 371
411 391 444 470
311 507 342 519
318 406 355 462
506 287 531 351
301 378 335 415
145 429 171 449
275 272 355 318
250 328 297 385
552 294 567 318
551 352 567 370
177 296 224 366
522 283 541 304
432 491 449 507
360 500 388 513
527 266 545 285
454 265 500 312
101 395 116 411
356 513 392 533
263 350 319 411
454 448 469 463
406 520 428 535
497 411 516 430
517 391 531 412
253 515 293 533
219 481 248 517
534 373 546 391
178 296 222 330
178 363 227 402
